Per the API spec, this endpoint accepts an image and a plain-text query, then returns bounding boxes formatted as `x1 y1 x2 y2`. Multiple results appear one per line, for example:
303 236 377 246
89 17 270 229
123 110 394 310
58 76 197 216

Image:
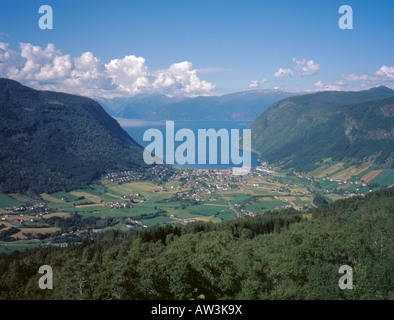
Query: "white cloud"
343 73 370 82
313 64 394 92
314 80 324 89
0 41 216 98
313 80 341 91
273 68 294 78
249 78 268 88
375 65 394 80
152 61 215 96
105 55 149 95
293 58 320 76
0 42 26 77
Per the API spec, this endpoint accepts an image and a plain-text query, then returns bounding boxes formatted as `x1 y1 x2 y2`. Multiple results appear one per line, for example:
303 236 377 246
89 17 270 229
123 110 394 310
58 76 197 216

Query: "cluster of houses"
125 218 147 228
168 214 197 224
104 166 176 184
321 177 370 187
3 202 47 213
1 203 51 224
96 199 132 209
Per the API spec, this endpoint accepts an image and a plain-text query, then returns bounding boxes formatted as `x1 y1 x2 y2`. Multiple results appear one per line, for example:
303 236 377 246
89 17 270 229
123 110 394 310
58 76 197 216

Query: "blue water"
120 120 261 170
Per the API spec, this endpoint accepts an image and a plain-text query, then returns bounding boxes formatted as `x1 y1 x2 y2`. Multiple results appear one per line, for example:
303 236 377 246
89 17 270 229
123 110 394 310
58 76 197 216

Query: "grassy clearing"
0 194 23 208
140 216 173 227
108 181 158 197
308 163 345 178
164 208 202 220
48 191 80 202
69 191 101 203
371 169 394 187
74 204 102 208
0 241 40 254
331 165 370 180
202 203 228 207
325 194 344 202
360 170 382 182
42 212 72 219
40 193 65 204
105 192 124 199
187 204 223 216
19 227 60 234
215 211 236 221
194 216 221 223
8 194 31 202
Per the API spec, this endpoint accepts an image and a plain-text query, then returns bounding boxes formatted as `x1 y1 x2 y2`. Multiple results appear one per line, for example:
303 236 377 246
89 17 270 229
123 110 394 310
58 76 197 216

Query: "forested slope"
0 187 392 300
0 79 146 194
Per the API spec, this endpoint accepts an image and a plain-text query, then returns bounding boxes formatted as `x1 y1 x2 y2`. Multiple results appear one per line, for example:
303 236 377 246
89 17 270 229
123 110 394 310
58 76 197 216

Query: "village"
0 160 380 252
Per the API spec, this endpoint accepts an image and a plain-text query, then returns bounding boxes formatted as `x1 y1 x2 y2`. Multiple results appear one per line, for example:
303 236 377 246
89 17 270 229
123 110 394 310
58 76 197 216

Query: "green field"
0 241 43 254
371 169 394 187
108 181 159 197
1 163 390 245
140 216 173 227
0 194 23 208
187 204 224 216
47 191 80 202
215 211 236 221
164 207 203 220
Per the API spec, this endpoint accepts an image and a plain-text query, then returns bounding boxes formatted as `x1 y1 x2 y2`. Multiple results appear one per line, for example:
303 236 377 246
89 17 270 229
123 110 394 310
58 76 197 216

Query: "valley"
1 160 387 254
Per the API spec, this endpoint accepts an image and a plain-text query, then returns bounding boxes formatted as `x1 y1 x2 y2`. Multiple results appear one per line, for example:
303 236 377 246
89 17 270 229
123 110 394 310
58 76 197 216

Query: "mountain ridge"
250 86 394 172
0 78 146 194
99 89 298 121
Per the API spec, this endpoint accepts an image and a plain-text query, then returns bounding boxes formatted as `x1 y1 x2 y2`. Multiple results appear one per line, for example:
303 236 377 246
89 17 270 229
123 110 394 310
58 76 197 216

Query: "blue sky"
0 0 393 98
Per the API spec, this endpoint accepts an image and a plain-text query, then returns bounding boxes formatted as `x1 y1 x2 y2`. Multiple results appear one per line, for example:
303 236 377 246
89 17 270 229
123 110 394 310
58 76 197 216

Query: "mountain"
0 78 146 194
250 86 394 172
99 89 297 121
99 94 179 119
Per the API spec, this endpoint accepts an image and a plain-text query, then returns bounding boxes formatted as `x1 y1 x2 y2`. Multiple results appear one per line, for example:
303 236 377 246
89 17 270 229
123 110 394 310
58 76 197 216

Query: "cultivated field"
361 170 382 182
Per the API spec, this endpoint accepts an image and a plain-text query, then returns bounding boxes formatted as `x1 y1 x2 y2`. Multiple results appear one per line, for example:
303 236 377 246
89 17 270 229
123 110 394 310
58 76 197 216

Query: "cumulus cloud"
314 64 394 92
273 68 294 78
293 58 320 76
105 55 149 94
0 41 215 98
375 65 394 80
330 65 394 90
152 61 215 96
249 78 268 88
314 80 341 91
0 42 26 77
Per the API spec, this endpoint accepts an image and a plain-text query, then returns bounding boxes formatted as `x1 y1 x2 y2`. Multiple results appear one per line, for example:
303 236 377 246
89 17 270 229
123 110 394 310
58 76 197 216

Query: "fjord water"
121 120 261 169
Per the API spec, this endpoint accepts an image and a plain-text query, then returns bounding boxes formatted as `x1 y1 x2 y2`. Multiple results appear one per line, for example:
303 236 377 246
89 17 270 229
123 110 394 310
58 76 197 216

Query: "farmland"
0 162 389 251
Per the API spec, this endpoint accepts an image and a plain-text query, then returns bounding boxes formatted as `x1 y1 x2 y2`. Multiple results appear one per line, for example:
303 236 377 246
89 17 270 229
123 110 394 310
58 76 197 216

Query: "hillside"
99 89 297 121
0 186 392 300
0 79 146 194
250 86 394 172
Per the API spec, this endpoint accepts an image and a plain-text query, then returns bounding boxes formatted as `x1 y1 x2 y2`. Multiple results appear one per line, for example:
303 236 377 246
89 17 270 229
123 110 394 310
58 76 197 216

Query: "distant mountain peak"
369 85 394 93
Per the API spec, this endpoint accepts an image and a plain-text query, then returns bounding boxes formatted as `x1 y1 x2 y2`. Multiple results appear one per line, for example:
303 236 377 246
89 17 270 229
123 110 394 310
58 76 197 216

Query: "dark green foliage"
0 79 147 194
250 87 394 171
312 193 329 206
0 227 20 241
0 187 392 300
